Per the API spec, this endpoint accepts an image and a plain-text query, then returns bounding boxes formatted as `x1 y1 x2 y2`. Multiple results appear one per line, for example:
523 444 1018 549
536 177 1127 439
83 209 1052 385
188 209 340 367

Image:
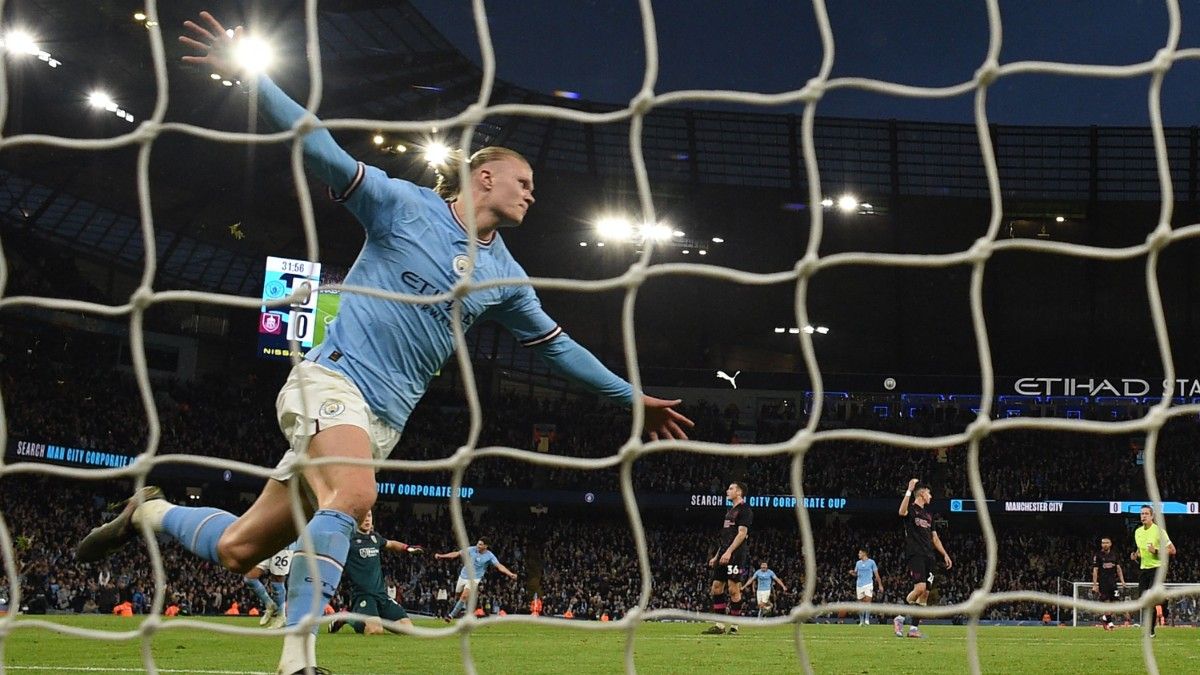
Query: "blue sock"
161 506 236 565
450 599 465 618
285 509 355 633
271 581 287 608
244 577 272 607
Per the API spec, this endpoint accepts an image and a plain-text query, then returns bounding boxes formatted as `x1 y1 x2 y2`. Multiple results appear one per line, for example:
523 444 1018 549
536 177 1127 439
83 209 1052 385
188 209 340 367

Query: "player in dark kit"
1092 536 1126 630
329 511 423 635
894 478 952 639
703 482 753 635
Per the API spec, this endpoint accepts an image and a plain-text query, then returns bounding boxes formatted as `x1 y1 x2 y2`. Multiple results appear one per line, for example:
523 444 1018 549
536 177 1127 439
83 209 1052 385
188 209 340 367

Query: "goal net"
1070 582 1200 627
2 1 1199 674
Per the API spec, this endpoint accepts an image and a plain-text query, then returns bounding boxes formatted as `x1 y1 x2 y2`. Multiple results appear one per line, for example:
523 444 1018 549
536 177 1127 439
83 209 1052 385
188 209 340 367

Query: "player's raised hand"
642 395 695 441
907 478 919 491
179 11 241 77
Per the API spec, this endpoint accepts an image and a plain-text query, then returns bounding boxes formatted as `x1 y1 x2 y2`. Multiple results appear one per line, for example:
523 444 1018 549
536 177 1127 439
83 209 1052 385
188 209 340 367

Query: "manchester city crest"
319 400 345 418
452 254 471 276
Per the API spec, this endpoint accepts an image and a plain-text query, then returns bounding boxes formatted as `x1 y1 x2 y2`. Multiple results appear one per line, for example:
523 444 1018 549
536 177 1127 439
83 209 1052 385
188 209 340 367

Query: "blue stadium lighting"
412 85 445 92
781 202 806 211
554 90 581 100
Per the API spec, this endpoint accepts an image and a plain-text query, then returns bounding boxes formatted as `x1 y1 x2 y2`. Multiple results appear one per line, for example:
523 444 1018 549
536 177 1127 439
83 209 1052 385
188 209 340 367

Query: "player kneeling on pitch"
329 511 423 635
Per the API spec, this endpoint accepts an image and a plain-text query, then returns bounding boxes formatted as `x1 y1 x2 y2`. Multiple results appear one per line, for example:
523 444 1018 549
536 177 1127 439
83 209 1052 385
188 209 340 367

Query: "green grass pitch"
1 616 1193 674
312 290 342 348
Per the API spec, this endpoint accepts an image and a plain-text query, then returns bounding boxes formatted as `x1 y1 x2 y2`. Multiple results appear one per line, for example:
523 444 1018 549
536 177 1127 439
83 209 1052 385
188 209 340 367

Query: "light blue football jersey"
254 76 633 432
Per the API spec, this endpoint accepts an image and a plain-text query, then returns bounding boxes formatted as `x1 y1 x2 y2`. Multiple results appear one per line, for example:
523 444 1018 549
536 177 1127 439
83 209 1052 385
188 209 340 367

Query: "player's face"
359 511 373 533
726 483 741 500
1140 508 1153 525
858 550 867 560
760 563 768 570
476 541 488 552
1101 539 1111 551
918 488 932 505
483 157 535 226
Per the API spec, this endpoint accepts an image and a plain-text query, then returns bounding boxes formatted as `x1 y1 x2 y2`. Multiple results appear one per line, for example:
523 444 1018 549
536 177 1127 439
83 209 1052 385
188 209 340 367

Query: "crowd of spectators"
6 476 1200 625
5 345 1197 502
6 325 1200 625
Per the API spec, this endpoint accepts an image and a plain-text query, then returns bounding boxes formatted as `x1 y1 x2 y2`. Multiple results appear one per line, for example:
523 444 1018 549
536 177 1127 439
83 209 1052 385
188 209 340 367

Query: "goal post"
1069 582 1200 627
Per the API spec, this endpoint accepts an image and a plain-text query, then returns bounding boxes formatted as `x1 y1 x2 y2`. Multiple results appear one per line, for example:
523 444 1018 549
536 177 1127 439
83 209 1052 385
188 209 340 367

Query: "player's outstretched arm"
385 540 422 554
180 11 358 198
775 575 788 592
491 292 695 440
495 562 518 580
435 551 463 561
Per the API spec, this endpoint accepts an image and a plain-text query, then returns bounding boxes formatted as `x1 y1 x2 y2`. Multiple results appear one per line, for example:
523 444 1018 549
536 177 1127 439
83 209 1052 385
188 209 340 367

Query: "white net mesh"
1 0 1199 674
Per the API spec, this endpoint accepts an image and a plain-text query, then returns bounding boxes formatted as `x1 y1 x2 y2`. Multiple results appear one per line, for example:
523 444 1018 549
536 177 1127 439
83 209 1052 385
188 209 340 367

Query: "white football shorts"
756 590 771 606
256 548 295 577
455 578 484 595
856 583 874 599
272 361 403 481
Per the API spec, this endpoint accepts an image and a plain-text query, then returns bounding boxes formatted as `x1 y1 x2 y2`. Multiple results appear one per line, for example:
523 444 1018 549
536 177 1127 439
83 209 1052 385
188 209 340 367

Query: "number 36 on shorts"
726 564 741 576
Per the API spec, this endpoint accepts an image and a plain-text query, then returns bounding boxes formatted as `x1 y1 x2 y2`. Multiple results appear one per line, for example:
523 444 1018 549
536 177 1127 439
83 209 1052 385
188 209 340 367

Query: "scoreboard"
258 256 323 360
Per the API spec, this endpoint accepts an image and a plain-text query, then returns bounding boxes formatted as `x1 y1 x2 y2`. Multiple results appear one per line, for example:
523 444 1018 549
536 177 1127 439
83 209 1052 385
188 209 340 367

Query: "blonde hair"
433 146 529 200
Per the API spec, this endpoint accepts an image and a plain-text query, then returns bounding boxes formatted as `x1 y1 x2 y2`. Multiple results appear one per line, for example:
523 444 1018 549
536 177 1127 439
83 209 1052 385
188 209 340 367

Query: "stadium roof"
0 0 1197 297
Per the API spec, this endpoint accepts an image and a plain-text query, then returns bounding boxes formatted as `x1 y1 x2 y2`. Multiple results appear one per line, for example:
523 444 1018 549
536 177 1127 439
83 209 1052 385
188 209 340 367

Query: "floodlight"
774 327 786 334
672 229 685 238
802 325 816 334
1055 216 1065 223
424 141 450 166
682 250 690 255
820 198 834 208
646 223 672 241
133 12 146 21
579 242 588 247
596 217 633 240
815 326 829 334
788 328 801 334
210 73 221 80
596 242 605 247
837 195 858 212
5 31 37 56
711 237 724 243
87 91 115 109
698 250 707 256
372 134 384 146
233 36 274 74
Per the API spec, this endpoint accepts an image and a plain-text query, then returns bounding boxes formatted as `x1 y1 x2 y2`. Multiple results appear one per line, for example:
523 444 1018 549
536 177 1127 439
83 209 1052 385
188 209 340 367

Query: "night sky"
411 0 1200 127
